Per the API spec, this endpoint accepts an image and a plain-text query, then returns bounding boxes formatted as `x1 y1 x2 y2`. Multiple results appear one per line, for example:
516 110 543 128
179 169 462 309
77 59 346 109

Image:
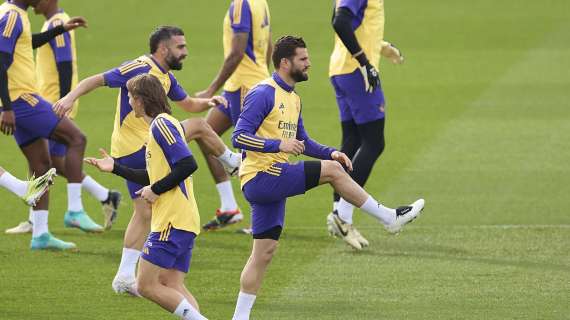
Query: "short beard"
291 69 308 82
166 55 183 70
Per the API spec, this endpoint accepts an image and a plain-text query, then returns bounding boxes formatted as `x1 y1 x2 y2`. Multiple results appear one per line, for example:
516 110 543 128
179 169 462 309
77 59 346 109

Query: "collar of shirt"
8 1 27 10
272 72 294 93
149 55 167 74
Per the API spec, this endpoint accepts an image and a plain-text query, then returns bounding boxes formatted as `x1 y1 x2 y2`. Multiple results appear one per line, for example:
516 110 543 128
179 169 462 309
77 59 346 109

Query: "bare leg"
159 268 200 310
124 198 151 250
240 239 279 294
319 160 369 207
200 108 233 184
50 118 86 183
21 139 52 211
181 118 226 157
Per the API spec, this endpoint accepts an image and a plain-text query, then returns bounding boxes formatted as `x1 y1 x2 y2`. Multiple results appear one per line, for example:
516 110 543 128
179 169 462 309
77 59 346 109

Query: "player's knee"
257 243 278 265
136 276 155 299
323 160 346 180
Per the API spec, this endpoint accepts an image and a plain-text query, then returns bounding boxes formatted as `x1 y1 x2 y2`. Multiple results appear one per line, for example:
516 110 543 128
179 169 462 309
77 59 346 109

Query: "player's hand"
381 42 404 65
64 17 88 31
358 62 380 93
84 148 114 173
0 110 16 135
136 186 159 203
195 89 214 99
208 95 228 108
279 139 305 156
53 96 74 117
331 151 353 172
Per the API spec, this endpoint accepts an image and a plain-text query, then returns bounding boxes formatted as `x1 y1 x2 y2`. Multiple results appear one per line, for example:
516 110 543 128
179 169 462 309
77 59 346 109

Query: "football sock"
28 207 33 223
232 291 256 320
0 171 27 197
82 175 109 202
173 299 207 320
337 198 354 224
217 148 241 169
333 201 339 211
216 181 238 212
32 210 49 237
67 183 84 211
360 196 395 225
117 248 140 278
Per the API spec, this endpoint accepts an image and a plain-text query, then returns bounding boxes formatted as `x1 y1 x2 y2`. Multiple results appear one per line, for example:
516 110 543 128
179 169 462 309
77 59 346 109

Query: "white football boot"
112 274 140 297
385 199 425 234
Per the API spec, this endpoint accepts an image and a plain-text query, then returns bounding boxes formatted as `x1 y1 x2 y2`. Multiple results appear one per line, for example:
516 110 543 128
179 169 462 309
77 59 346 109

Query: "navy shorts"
114 147 146 199
242 161 321 236
7 94 61 147
141 225 196 273
49 140 67 157
216 88 246 126
330 69 386 124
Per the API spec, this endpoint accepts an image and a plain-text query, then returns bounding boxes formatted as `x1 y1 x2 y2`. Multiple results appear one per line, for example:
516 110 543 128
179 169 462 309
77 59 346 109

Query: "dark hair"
126 74 171 118
272 36 307 69
149 26 184 54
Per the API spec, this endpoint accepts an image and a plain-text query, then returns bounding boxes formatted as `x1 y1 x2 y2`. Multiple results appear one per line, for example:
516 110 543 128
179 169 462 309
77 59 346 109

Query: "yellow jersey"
329 0 385 77
0 1 37 103
146 113 200 234
35 10 79 118
223 0 271 92
103 55 188 158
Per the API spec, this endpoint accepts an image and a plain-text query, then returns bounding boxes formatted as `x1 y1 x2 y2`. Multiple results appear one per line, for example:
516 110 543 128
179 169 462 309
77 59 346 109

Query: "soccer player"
327 0 405 249
196 0 272 231
0 166 56 207
5 0 121 235
54 26 240 295
230 36 423 320
85 74 207 320
0 0 100 250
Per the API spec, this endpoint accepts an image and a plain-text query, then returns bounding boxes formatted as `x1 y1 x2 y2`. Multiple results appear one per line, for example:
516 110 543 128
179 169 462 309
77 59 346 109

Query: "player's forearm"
232 130 280 153
303 138 335 160
56 61 73 98
333 8 368 66
150 156 197 195
207 52 243 94
176 97 212 113
0 62 11 111
67 74 104 101
32 25 65 49
112 162 150 186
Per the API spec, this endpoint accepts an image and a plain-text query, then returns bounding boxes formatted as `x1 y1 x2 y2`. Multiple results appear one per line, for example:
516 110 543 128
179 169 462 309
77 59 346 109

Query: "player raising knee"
229 36 424 320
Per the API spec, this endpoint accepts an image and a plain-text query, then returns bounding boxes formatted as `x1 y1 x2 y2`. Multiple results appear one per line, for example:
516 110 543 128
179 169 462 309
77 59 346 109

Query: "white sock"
232 292 256 320
32 210 49 237
116 248 141 278
67 183 84 211
337 198 355 224
28 207 33 222
82 175 109 202
333 201 339 212
0 171 28 197
173 299 208 320
217 148 241 168
216 181 238 212
360 196 395 225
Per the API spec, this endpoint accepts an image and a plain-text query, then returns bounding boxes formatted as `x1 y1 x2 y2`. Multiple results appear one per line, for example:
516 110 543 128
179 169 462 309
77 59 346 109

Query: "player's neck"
276 70 296 88
143 115 153 125
44 6 60 19
150 54 170 73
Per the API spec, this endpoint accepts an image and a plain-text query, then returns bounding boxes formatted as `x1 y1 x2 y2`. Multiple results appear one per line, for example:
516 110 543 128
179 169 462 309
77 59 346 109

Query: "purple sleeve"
48 19 72 63
232 85 281 153
337 0 367 17
103 61 151 88
0 11 23 56
152 117 192 166
296 115 335 160
229 0 252 33
167 73 188 101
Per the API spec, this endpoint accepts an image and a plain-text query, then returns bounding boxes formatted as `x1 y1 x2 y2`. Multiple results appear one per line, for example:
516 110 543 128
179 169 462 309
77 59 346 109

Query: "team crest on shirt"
279 103 285 114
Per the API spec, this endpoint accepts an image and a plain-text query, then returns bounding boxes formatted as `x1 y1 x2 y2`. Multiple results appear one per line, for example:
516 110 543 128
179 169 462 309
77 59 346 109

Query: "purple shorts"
115 147 146 199
330 69 386 124
141 225 196 273
7 94 61 147
216 89 244 126
242 162 310 235
49 140 66 157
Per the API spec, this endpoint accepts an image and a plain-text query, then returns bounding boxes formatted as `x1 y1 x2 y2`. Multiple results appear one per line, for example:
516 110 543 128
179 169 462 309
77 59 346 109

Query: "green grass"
1 0 569 319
